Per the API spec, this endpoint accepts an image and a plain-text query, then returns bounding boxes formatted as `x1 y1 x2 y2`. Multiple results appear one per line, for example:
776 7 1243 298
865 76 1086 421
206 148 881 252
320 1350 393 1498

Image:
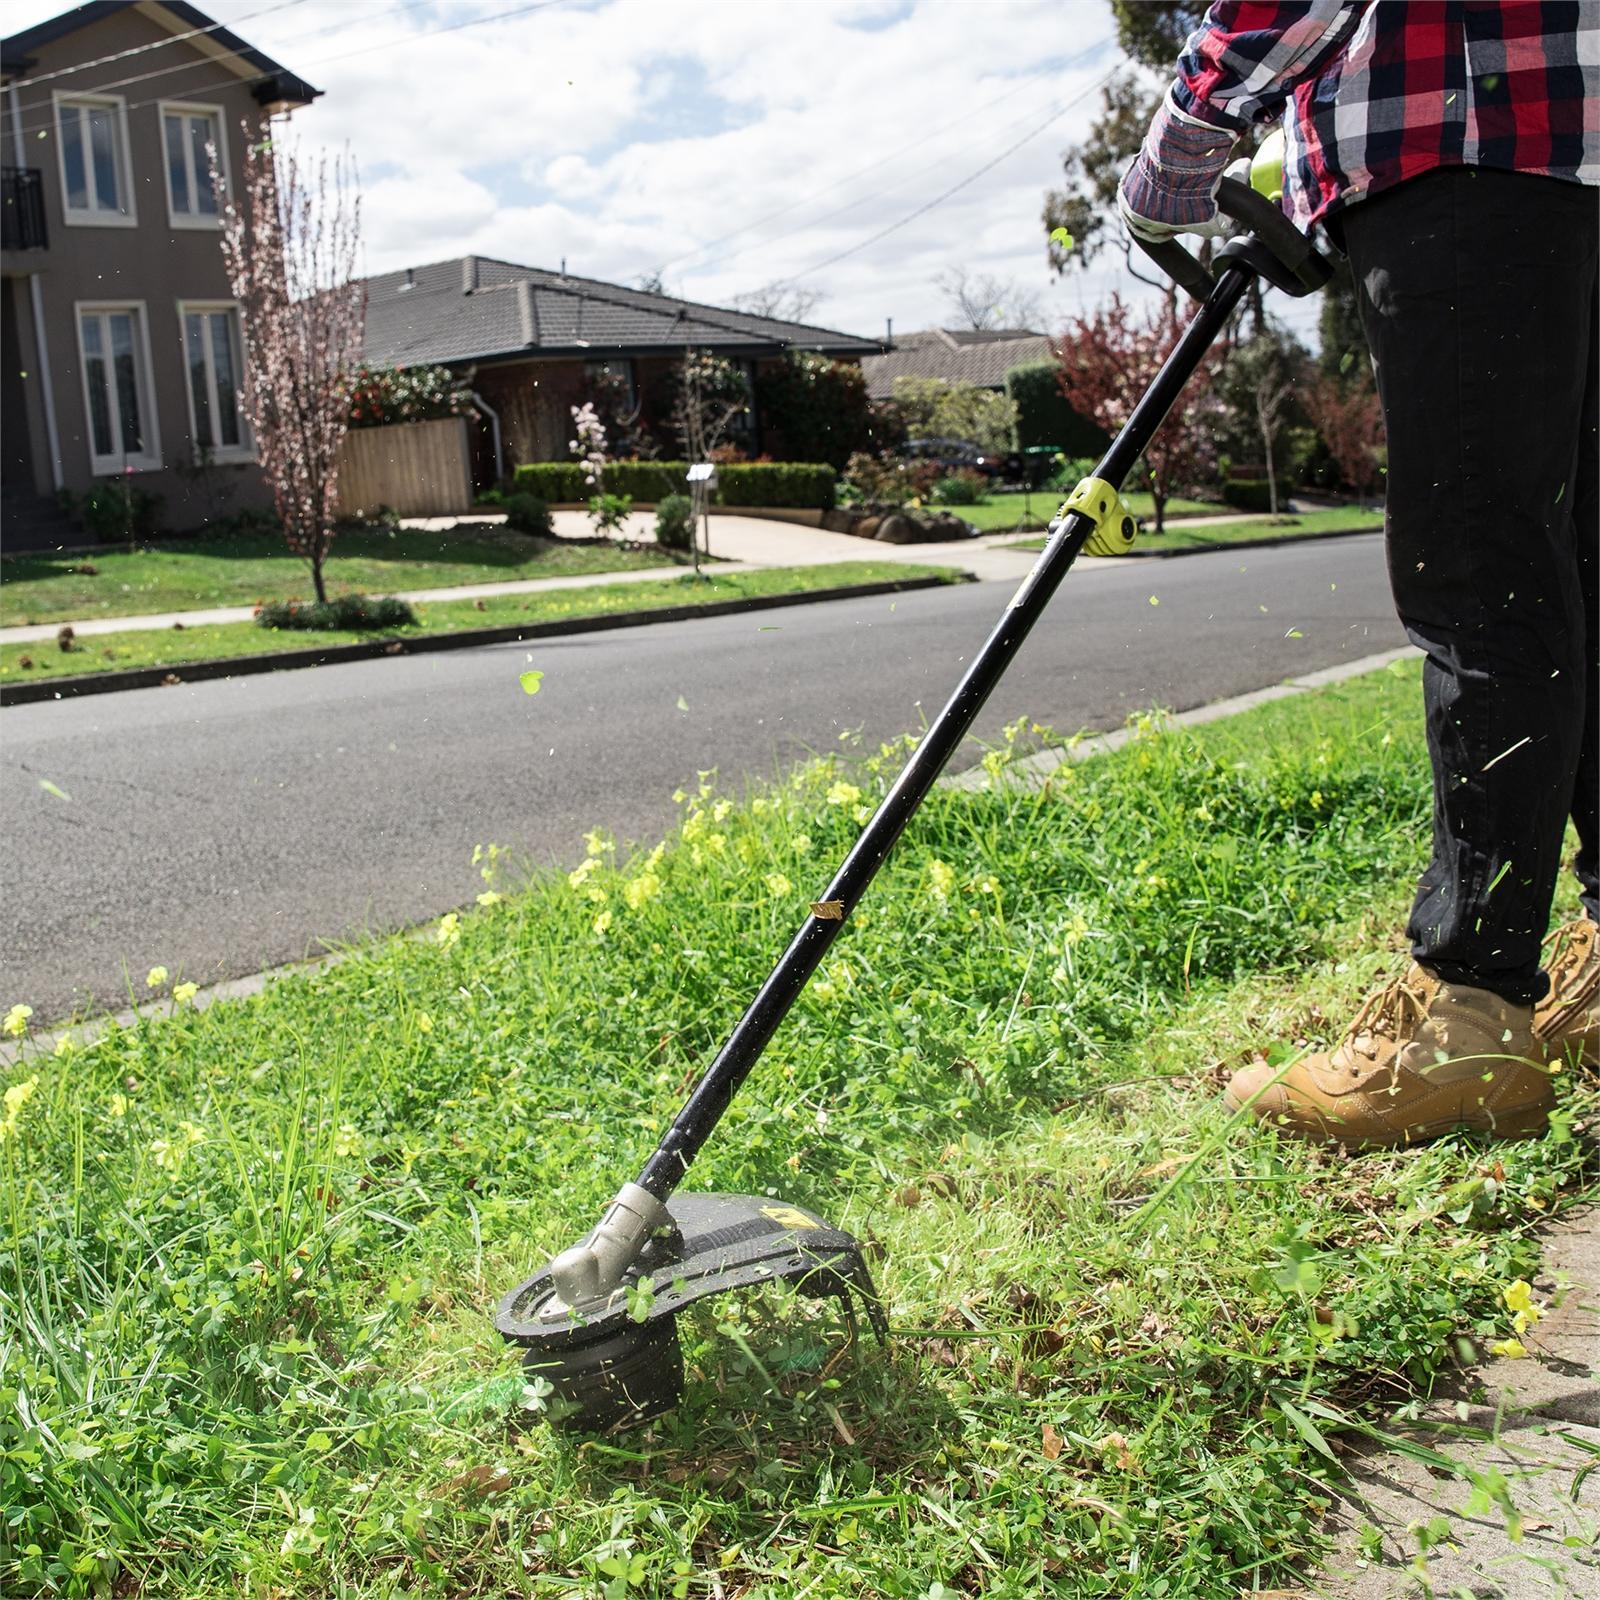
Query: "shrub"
1221 477 1275 514
71 481 163 542
587 493 633 538
203 505 279 540
891 375 1017 456
510 460 836 510
1006 360 1110 457
844 452 940 507
929 470 988 506
503 493 553 537
346 365 477 430
754 353 876 469
254 594 417 631
654 494 695 552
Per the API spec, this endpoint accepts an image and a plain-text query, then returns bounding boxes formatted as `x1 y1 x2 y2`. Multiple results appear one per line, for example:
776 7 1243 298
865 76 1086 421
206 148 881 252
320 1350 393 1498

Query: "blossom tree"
1305 375 1385 504
1054 293 1225 535
218 131 364 603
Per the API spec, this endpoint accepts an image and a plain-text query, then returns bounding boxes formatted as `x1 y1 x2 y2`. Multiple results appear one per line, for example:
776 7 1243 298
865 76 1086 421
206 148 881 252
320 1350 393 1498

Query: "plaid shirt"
1169 1 1600 229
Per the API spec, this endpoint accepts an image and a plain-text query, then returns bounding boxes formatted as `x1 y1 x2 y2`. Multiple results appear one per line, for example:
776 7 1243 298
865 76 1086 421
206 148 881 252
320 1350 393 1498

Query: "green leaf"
519 669 544 695
1277 1396 1338 1462
38 779 71 802
1050 226 1075 252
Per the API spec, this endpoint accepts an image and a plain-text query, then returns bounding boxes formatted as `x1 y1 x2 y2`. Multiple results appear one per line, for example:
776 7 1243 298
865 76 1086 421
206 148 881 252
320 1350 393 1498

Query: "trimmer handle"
1135 174 1333 302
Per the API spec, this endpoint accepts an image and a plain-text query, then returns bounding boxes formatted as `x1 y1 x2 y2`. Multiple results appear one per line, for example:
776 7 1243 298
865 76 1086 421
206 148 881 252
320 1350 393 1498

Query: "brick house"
1 1 318 546
360 255 883 473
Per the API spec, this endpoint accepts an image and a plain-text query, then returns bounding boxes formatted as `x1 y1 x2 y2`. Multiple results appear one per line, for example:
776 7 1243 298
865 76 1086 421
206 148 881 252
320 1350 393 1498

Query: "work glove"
1117 85 1237 244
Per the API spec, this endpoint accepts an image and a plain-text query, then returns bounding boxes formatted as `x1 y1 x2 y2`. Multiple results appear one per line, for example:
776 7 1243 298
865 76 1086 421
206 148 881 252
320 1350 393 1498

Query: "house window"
180 302 250 458
76 303 160 473
584 358 638 414
160 103 225 226
54 93 135 225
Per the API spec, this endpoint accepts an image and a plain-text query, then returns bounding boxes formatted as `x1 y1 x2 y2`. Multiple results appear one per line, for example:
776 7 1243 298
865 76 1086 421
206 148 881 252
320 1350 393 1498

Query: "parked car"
903 437 1006 478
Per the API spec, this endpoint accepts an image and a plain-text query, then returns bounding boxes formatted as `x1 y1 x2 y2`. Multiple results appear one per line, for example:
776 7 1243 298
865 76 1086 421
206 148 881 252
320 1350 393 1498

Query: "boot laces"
1541 917 1597 987
1346 969 1430 1069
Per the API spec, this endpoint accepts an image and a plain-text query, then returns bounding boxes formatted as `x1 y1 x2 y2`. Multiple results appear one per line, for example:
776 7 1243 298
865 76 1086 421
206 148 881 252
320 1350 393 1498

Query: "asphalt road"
1 534 1405 1023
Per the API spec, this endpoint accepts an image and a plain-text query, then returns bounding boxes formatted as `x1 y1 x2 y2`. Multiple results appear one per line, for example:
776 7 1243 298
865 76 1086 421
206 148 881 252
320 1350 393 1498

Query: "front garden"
3 661 1590 1597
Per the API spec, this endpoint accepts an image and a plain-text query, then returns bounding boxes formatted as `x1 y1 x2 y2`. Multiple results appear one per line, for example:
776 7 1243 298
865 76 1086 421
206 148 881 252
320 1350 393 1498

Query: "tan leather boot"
1534 916 1600 1070
1225 963 1554 1148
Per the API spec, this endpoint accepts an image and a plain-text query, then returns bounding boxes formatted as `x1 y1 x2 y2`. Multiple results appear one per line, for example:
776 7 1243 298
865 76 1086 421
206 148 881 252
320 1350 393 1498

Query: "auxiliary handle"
1135 131 1334 303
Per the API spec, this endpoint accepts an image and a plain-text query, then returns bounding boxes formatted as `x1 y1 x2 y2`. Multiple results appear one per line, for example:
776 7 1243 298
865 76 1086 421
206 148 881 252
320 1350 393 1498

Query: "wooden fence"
336 417 473 518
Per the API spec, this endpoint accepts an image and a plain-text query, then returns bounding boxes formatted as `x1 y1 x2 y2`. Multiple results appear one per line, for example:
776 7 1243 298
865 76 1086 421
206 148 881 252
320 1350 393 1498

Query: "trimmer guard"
496 1191 888 1347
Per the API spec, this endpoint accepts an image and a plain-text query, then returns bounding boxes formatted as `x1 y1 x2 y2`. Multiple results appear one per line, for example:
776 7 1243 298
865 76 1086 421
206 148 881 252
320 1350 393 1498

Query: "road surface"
1 535 1405 1022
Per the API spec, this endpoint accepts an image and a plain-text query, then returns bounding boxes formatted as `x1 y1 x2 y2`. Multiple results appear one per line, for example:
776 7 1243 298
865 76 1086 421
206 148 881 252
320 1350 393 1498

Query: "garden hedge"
511 460 837 510
1005 361 1109 458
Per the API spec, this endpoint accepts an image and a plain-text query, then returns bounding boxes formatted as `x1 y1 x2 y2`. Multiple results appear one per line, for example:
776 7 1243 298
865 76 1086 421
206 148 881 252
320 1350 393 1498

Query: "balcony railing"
2 168 47 252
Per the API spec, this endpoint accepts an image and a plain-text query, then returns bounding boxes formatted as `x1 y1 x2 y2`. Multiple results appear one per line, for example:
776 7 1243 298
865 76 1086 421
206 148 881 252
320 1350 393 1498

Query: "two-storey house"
1 1 318 547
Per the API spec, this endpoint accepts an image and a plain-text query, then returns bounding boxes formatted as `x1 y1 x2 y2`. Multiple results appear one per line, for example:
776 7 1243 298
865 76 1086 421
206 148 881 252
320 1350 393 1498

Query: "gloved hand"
1117 85 1237 244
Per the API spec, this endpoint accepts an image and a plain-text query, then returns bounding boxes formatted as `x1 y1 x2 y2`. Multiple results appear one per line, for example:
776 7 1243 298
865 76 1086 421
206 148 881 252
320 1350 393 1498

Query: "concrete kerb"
0 572 968 707
940 644 1422 792
4 643 1422 1062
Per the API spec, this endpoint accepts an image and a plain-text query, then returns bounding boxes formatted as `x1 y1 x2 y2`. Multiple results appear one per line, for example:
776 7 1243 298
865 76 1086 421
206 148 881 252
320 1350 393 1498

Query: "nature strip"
0 573 970 708
1116 523 1381 559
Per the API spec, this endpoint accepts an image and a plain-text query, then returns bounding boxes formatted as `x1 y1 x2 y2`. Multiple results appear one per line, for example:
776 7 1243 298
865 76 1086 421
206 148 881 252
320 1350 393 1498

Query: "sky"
4 0 1320 343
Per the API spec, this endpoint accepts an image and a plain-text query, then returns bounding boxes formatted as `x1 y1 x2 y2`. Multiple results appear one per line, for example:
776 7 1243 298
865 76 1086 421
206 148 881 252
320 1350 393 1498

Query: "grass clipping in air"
2 660 1592 1597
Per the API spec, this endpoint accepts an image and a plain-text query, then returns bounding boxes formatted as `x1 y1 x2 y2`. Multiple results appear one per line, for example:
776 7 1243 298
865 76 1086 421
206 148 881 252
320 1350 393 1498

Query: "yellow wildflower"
1503 1279 1534 1313
415 1013 433 1033
172 981 199 1005
791 834 812 855
476 890 503 908
583 827 613 856
765 872 793 898
436 913 461 948
712 800 733 823
593 909 613 936
1487 1338 1527 1359
333 1123 362 1158
3 1003 32 1037
1 1076 39 1139
568 857 601 889
108 1092 129 1118
624 872 661 910
146 966 168 990
54 1033 75 1057
826 781 862 807
927 860 955 901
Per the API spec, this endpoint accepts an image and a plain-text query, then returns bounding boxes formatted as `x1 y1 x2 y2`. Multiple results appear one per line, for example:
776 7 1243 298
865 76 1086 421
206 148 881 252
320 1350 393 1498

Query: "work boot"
1225 964 1554 1149
1534 916 1600 1071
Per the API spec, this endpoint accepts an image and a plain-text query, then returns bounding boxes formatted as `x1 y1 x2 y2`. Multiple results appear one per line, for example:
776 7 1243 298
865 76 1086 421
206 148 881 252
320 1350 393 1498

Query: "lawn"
0 562 957 682
5 657 1591 1597
0 522 685 628
956 488 1219 533
1008 505 1385 554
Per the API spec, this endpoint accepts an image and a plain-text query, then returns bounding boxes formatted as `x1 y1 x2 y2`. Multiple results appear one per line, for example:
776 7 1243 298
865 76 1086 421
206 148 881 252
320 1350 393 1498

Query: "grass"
0 523 685 628
1007 506 1385 554
0 562 957 682
955 489 1219 534
3 661 1593 1598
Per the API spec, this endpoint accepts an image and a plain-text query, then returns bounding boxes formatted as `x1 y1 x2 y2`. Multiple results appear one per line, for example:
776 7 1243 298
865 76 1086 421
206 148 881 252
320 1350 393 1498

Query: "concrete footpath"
0 509 1041 646
1314 1209 1598 1597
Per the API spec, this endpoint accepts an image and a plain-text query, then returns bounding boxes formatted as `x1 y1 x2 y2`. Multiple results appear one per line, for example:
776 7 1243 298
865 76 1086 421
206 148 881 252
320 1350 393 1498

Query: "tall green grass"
2 662 1591 1597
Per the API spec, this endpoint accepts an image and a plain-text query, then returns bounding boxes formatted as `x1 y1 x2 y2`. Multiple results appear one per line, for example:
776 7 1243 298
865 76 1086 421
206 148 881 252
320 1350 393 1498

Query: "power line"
1 0 309 93
3 0 572 142
651 49 1085 276
783 64 1118 285
697 70 1106 282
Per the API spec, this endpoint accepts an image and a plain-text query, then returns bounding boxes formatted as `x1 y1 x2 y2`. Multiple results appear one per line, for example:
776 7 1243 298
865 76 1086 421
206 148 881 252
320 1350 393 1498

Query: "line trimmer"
497 137 1333 1431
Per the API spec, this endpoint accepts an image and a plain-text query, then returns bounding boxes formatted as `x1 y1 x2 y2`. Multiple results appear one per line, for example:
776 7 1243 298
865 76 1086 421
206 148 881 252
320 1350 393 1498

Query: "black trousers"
1340 168 1599 1005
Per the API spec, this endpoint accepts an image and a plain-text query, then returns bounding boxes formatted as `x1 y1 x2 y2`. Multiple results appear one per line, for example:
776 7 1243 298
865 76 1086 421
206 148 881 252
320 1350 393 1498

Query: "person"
1116 1 1599 1147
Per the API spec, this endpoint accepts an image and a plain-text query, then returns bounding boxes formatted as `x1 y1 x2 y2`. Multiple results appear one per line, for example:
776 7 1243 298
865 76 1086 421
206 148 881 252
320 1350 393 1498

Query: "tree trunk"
1151 482 1167 537
1262 413 1279 516
310 542 329 604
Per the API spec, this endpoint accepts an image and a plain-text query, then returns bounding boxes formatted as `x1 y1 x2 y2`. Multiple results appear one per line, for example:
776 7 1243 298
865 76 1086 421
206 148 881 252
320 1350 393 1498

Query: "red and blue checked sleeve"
1171 1 1367 130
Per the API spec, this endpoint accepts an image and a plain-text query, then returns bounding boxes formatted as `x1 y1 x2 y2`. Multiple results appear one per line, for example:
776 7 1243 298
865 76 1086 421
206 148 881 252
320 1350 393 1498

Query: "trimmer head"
496 1192 886 1431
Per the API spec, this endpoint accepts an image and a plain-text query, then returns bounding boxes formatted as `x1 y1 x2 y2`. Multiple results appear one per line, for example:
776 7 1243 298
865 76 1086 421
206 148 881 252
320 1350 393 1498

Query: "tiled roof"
360 256 884 369
861 327 1054 399
2 1 319 105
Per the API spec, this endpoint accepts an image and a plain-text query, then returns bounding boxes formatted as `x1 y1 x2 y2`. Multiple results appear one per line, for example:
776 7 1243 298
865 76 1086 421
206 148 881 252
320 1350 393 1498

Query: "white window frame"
52 91 137 227
177 299 253 463
157 100 228 230
74 301 162 475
